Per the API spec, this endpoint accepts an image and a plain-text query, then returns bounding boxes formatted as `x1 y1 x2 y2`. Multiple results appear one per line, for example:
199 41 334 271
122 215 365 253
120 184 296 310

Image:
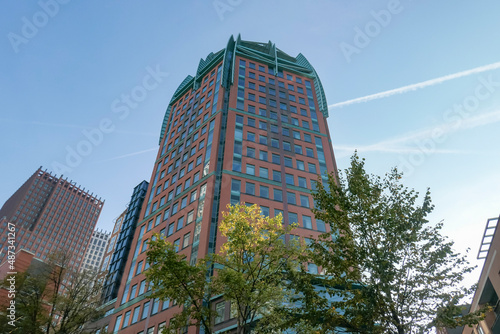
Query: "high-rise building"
100 210 127 273
0 167 104 269
105 35 338 334
82 229 111 272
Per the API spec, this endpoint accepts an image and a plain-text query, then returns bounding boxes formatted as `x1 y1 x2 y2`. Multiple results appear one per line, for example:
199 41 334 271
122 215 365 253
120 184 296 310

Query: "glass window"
177 216 184 230
285 174 294 185
260 185 269 199
272 170 281 182
246 182 255 195
167 223 175 236
308 163 317 174
246 164 255 176
272 154 280 164
259 150 268 161
303 215 312 229
295 145 303 155
287 192 296 205
183 233 190 248
306 147 314 158
283 141 291 151
259 120 267 130
215 302 225 324
289 212 298 225
141 301 150 320
132 306 140 323
316 219 326 232
273 189 283 202
247 132 255 142
271 139 279 148
259 167 268 179
297 160 305 170
284 156 293 167
304 133 312 143
247 147 255 158
298 176 307 188
248 118 255 127
259 135 267 145
300 195 310 207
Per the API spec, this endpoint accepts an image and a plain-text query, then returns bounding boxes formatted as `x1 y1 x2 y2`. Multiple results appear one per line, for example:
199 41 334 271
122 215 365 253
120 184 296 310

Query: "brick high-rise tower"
0 168 104 269
105 35 338 334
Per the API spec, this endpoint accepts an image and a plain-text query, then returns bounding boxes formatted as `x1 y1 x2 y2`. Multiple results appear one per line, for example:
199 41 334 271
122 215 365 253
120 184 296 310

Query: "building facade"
106 35 338 334
100 210 127 273
0 167 104 269
82 229 111 272
462 216 500 334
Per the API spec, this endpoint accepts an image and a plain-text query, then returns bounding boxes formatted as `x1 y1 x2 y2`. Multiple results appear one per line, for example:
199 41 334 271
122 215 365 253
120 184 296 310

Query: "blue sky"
1 1 499 288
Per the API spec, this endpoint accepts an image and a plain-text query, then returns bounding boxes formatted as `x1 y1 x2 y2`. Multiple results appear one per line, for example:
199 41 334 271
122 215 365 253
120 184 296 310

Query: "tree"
145 203 303 334
0 252 105 334
303 153 488 333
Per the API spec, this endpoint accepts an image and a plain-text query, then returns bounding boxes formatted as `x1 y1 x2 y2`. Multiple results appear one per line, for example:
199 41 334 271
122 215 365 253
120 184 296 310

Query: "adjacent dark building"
103 35 339 334
0 167 103 269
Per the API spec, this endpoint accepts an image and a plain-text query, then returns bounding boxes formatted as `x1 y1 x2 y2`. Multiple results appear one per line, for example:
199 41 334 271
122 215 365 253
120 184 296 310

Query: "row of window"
239 58 306 84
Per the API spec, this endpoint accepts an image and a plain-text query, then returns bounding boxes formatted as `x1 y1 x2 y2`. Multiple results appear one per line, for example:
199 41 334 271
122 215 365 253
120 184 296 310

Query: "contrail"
328 61 500 109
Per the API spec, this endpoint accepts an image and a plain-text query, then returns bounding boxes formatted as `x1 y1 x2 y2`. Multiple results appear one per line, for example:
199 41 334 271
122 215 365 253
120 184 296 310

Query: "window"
285 174 294 185
246 164 255 176
135 261 143 275
246 182 255 195
167 223 175 236
287 192 296 205
261 206 270 216
284 156 293 167
259 120 267 130
297 160 305 171
294 145 303 155
304 133 312 143
270 124 278 133
259 150 268 161
122 311 131 328
283 141 291 151
272 154 280 164
215 302 225 324
272 170 281 182
259 135 267 145
177 216 184 230
194 172 200 183
293 131 301 140
303 215 312 229
271 139 279 148
259 167 268 179
289 212 298 225
248 118 255 127
187 210 195 224
190 190 197 203
174 239 180 252
300 195 310 207
183 233 190 248
260 185 269 198
308 163 317 174
316 219 326 232
273 189 283 202
247 147 255 158
247 132 255 142
306 147 314 158
298 176 307 188
132 306 140 324
141 301 150 320
114 315 122 333
302 120 310 129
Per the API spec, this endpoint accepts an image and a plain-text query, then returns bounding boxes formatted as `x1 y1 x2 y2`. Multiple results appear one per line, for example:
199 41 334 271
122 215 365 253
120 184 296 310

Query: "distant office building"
100 210 127 273
82 229 110 272
0 167 104 269
462 216 500 334
106 35 338 334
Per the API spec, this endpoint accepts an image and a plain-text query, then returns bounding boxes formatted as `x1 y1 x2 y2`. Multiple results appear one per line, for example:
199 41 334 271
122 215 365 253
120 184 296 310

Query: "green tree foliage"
145 203 303 334
303 153 488 333
0 252 104 334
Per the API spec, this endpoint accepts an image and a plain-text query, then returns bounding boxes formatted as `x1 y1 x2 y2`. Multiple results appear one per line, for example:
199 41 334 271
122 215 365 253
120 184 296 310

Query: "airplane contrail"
328 61 500 109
